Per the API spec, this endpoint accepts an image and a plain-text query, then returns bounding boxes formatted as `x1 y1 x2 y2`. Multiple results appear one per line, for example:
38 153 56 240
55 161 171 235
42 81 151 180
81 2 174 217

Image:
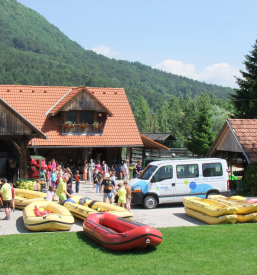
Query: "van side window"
203 163 223 177
176 164 199 178
154 165 173 181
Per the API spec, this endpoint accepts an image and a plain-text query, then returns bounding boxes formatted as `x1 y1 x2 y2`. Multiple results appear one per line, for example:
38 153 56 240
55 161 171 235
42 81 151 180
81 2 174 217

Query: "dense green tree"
134 96 150 132
186 95 215 155
231 39 257 118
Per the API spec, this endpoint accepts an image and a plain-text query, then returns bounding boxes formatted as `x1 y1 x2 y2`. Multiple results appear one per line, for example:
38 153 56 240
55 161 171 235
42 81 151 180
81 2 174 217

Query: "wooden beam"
20 138 28 178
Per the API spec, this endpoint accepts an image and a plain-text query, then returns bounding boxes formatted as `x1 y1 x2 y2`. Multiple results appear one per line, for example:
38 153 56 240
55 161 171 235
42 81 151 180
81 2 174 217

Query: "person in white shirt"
46 186 55 201
123 160 129 181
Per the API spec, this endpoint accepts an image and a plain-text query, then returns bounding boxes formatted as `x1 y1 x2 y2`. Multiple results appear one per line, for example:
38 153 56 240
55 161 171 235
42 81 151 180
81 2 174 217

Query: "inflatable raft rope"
14 189 47 209
64 196 133 221
23 201 74 231
208 195 257 214
185 207 237 225
183 196 237 217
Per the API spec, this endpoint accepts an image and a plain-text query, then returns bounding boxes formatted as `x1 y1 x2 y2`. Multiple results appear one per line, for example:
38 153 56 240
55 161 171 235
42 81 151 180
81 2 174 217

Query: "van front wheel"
143 196 157 209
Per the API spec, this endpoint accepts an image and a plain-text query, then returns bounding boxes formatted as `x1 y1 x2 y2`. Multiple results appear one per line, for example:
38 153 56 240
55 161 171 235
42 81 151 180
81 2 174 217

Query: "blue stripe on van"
189 183 213 194
131 180 148 194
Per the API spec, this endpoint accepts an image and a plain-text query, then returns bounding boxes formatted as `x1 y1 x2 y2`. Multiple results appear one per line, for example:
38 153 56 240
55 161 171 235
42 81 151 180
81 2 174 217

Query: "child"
117 183 127 208
124 181 131 211
34 179 40 191
46 185 55 201
75 170 81 193
96 171 103 193
50 169 57 189
92 168 98 190
110 169 116 184
10 183 15 212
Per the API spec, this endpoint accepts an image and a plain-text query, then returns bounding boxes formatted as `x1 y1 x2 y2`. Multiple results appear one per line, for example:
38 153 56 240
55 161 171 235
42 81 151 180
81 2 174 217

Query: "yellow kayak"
64 196 133 221
14 189 47 209
208 195 257 214
183 196 237 217
237 213 257 223
185 207 237 225
23 201 74 231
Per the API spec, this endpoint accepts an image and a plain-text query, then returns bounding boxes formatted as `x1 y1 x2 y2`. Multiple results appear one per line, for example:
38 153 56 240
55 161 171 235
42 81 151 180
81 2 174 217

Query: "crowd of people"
0 158 144 220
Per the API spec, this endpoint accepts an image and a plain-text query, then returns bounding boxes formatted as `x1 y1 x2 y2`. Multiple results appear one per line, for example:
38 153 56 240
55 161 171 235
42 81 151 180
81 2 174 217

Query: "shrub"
244 164 257 195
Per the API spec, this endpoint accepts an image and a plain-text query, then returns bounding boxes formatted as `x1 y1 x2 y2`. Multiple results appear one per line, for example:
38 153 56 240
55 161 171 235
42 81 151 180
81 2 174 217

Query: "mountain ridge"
0 0 234 111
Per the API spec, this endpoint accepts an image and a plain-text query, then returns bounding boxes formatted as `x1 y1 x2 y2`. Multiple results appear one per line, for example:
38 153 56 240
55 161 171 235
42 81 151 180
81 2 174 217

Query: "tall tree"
134 95 150 132
231 39 257 118
186 94 215 156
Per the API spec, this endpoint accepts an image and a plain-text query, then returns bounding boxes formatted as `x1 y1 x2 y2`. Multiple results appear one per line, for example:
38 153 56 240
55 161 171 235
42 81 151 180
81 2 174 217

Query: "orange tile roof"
228 119 257 163
0 85 143 147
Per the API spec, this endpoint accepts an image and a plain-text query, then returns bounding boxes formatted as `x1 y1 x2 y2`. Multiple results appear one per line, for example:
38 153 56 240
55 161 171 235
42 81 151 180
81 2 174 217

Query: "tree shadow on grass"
75 231 158 255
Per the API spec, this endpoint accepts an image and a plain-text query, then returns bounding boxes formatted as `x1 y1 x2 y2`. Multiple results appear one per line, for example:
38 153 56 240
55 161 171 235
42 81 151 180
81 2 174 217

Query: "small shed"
206 119 257 163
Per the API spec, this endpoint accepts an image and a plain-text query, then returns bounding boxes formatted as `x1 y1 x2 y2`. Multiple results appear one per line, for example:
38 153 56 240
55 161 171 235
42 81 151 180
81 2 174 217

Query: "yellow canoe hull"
14 189 47 209
208 195 257 214
64 196 133 221
185 207 237 225
183 196 237 217
237 213 257 223
23 201 74 231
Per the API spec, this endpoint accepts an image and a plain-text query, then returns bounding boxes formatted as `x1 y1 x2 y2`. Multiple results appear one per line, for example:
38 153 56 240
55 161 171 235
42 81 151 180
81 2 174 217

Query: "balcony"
61 124 103 136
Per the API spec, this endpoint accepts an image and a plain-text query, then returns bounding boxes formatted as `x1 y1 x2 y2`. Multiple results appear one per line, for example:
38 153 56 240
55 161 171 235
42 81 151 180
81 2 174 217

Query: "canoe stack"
184 195 257 224
183 196 237 225
209 195 257 223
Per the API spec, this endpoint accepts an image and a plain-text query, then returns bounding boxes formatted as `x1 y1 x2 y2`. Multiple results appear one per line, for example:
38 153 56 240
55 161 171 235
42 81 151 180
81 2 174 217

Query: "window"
176 164 199 178
67 111 76 123
79 111 94 124
154 165 173 181
203 163 223 177
139 165 157 180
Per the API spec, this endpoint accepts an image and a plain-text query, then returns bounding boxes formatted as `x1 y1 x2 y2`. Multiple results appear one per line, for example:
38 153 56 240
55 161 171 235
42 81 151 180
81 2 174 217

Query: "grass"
1 224 257 275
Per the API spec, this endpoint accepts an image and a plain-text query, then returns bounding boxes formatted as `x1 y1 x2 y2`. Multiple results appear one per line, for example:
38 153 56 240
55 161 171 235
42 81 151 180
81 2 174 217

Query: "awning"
140 134 169 150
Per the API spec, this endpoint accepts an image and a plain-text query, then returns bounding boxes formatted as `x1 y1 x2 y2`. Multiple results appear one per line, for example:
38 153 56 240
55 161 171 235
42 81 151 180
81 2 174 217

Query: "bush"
244 164 257 195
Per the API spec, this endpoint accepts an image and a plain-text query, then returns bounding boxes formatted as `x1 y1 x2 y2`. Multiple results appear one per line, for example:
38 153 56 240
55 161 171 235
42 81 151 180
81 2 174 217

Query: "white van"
129 158 230 209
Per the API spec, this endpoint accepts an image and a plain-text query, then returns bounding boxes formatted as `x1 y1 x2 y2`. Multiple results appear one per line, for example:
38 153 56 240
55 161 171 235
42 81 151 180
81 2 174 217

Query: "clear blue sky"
18 0 257 88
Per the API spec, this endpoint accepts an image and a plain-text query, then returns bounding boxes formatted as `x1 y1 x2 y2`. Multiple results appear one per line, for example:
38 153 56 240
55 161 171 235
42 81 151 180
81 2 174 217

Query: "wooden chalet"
0 85 168 178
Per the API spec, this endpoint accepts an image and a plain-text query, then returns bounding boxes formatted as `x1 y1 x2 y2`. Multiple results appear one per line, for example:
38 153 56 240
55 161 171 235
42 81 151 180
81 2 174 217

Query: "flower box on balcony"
79 125 88 128
64 125 74 128
93 122 102 129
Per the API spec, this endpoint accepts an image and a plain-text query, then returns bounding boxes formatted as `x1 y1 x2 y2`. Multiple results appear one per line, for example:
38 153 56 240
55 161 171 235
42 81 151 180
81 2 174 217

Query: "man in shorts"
0 178 12 220
101 173 115 204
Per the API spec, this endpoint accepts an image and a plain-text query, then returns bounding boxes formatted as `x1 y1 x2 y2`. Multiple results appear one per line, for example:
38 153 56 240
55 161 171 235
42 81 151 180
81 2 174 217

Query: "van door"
152 165 174 203
174 163 200 202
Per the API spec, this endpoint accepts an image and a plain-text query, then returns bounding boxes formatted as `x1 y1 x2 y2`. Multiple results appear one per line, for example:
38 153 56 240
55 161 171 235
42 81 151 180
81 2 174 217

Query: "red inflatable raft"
83 212 163 251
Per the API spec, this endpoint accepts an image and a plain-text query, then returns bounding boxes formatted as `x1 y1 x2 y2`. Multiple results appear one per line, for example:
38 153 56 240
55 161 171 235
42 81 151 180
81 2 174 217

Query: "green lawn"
1 224 257 275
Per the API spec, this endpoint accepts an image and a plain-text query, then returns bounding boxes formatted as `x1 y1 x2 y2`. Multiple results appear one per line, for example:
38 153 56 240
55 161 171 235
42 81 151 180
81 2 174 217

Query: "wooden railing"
61 124 103 135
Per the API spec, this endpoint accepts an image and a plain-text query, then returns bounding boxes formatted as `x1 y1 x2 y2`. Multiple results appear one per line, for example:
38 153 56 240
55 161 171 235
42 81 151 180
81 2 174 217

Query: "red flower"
101 122 103 124
64 122 67 124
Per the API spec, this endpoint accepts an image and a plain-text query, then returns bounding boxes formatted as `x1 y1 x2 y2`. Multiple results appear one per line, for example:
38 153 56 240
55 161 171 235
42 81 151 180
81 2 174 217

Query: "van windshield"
139 165 157 180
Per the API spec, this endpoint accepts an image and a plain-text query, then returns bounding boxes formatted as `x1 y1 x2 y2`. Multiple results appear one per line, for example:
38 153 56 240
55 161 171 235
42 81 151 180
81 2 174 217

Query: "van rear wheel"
143 196 157 209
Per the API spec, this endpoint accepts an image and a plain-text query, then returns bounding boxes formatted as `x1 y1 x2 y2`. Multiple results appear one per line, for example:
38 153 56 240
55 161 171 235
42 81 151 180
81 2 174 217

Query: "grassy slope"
1 224 257 275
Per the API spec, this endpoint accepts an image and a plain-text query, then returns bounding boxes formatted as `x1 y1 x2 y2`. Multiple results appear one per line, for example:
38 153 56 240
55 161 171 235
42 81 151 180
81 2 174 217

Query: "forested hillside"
0 0 233 112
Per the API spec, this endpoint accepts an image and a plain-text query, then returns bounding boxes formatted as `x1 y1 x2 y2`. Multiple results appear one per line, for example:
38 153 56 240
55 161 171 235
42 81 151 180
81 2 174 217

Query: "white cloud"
155 59 240 88
91 45 120 59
